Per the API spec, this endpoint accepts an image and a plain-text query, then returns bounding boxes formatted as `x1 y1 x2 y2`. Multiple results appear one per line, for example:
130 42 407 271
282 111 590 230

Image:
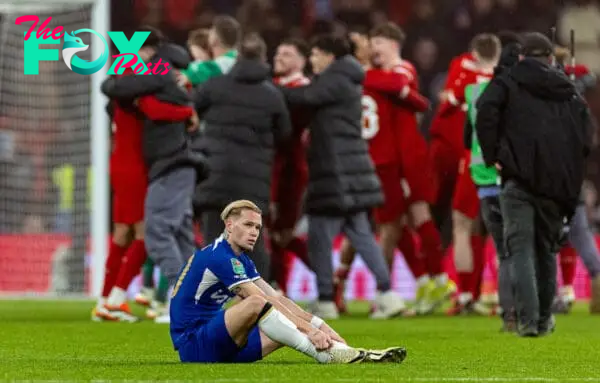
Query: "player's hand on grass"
187 111 200 133
308 329 332 351
320 323 347 344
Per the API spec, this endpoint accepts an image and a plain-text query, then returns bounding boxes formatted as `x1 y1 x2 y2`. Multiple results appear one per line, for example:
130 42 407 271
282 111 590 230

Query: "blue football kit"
169 235 263 363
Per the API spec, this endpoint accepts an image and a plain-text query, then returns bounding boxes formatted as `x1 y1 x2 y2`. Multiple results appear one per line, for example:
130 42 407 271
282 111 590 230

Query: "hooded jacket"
192 58 292 213
101 43 209 182
280 55 383 215
476 58 592 217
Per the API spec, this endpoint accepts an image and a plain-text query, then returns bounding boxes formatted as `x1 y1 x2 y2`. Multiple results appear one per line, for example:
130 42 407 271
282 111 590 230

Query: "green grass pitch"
1 300 599 382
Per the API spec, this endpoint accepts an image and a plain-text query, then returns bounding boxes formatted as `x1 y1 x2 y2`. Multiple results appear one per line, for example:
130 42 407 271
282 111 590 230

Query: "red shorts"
111 168 148 224
399 127 435 205
429 139 462 207
373 164 407 224
270 154 308 231
451 152 480 220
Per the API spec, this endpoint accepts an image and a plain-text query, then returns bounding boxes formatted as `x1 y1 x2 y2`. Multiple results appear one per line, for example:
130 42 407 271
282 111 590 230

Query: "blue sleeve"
208 253 252 290
241 255 261 281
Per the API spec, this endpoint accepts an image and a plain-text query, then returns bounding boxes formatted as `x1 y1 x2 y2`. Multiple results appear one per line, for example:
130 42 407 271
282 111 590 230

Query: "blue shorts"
177 311 263 363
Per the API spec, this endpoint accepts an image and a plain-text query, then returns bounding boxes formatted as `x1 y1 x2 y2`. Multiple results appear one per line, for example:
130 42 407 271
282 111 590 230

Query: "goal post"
0 0 110 298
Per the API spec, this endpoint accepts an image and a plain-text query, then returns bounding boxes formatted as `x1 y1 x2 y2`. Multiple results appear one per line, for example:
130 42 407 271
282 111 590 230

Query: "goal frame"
0 0 110 297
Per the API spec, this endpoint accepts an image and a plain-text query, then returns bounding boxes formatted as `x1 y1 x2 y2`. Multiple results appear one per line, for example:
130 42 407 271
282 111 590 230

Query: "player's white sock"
107 287 127 308
97 297 107 308
434 273 449 286
258 308 331 363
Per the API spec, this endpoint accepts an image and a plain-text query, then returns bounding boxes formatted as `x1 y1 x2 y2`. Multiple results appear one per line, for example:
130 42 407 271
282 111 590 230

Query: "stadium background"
0 0 599 300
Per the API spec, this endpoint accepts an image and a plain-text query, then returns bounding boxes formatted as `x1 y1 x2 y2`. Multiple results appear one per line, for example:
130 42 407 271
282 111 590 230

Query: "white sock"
141 287 154 297
107 287 127 308
458 292 473 305
258 308 331 363
435 273 448 286
416 275 430 286
97 297 106 308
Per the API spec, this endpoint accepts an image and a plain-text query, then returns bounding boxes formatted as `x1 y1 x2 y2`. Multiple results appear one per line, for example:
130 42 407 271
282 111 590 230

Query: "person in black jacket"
278 35 405 319
192 33 292 280
476 32 593 336
101 28 209 317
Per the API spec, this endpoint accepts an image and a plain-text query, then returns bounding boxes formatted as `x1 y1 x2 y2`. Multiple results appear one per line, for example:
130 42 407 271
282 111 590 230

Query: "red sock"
270 240 288 292
417 220 444 276
398 226 426 278
287 237 310 269
469 235 486 301
487 249 498 293
101 241 127 297
560 246 577 286
114 239 147 290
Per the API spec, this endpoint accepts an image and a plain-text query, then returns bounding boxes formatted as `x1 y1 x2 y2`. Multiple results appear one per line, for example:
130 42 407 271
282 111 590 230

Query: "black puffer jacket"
101 44 209 182
477 58 592 218
280 56 383 215
192 58 292 213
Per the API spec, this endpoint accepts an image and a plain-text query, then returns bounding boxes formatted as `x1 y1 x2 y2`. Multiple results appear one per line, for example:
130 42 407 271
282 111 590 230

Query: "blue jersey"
169 235 260 349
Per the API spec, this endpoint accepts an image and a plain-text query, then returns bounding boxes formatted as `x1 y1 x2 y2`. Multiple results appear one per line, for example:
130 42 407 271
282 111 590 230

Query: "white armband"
310 315 324 328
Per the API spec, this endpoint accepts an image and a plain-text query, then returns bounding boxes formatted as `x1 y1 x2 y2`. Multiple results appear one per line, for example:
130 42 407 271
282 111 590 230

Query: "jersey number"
210 290 230 305
361 95 379 140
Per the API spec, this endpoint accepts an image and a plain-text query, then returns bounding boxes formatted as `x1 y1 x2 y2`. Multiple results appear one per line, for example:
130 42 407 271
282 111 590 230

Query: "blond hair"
220 200 262 222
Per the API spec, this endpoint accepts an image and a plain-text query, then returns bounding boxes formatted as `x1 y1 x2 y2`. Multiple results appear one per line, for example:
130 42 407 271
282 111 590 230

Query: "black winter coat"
192 59 292 213
280 56 383 216
101 44 209 183
476 58 593 217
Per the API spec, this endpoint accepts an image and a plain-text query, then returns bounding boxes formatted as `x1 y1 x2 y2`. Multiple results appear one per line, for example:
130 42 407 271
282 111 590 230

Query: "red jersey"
429 53 493 152
362 68 401 166
362 62 429 166
391 61 421 145
271 72 310 226
110 69 195 173
110 70 145 172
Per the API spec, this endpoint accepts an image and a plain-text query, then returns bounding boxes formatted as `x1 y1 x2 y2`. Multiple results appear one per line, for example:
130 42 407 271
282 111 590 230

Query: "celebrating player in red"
269 38 312 293
335 24 453 315
368 23 456 314
93 62 198 322
434 35 500 315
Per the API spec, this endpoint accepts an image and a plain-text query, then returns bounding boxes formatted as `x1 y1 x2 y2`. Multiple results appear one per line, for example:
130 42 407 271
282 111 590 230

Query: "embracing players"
336 23 455 315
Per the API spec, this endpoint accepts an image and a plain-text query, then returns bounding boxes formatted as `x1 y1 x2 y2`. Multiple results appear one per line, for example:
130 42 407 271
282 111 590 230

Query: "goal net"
0 0 109 297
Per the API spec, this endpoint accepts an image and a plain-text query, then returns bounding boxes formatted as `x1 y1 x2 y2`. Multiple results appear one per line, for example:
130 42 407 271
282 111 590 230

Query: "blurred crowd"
1 0 600 234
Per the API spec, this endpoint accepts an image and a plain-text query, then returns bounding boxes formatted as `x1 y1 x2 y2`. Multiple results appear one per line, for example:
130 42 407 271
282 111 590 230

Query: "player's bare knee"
410 202 430 227
133 221 145 240
380 223 399 246
245 294 269 315
453 211 472 231
112 224 131 246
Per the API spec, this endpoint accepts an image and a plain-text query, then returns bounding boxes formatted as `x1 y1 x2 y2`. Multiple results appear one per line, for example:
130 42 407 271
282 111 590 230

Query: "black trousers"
480 195 515 322
499 180 564 331
201 209 270 281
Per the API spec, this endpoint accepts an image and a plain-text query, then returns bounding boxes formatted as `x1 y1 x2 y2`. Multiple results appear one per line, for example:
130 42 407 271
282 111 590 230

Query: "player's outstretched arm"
254 278 346 344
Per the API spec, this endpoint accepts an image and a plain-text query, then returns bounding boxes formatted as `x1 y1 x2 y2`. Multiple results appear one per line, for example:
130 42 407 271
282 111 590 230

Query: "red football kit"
270 72 311 293
362 68 406 224
110 70 195 224
102 69 195 302
430 53 493 208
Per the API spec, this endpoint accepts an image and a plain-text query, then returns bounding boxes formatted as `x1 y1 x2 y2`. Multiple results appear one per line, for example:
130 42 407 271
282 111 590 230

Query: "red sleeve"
402 88 430 112
363 69 409 93
137 95 194 121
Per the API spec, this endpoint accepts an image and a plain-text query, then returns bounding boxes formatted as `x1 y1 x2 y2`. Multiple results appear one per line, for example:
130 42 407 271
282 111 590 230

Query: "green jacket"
465 82 498 187
181 50 238 86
